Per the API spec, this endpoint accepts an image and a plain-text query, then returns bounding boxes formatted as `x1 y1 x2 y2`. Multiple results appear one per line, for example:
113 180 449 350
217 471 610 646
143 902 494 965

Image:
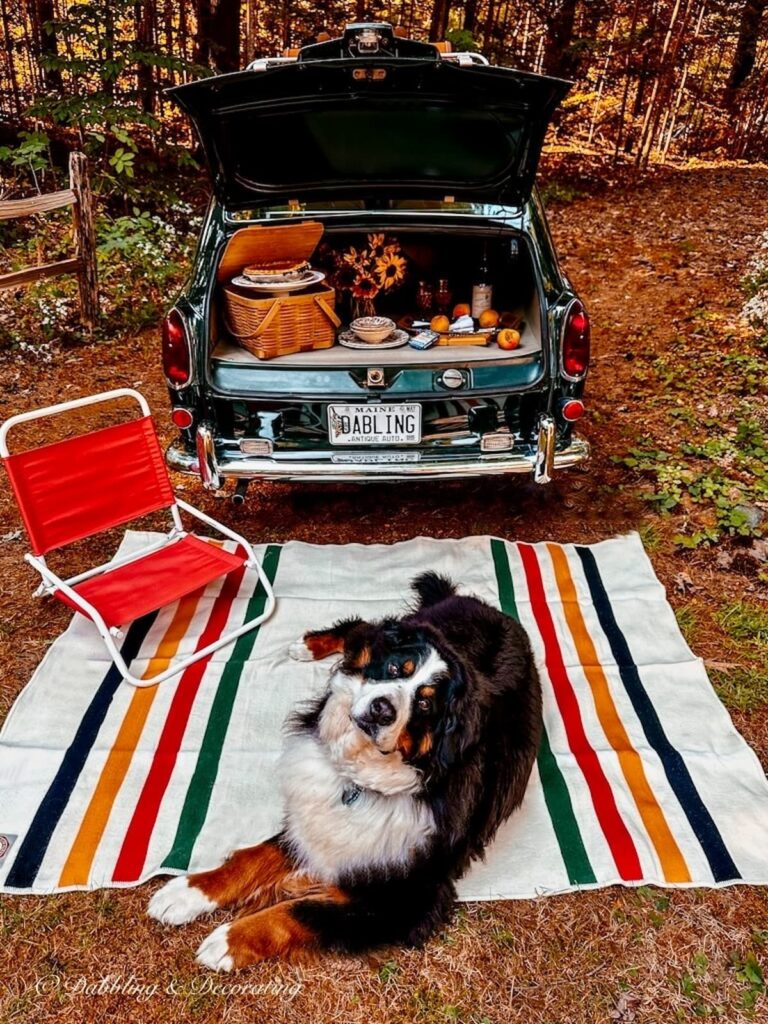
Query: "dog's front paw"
197 923 234 972
289 638 314 661
148 876 217 926
196 905 314 970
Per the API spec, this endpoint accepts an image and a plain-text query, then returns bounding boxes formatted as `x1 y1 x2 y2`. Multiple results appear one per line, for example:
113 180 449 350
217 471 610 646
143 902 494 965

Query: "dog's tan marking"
187 840 295 910
419 685 436 697
418 732 433 757
225 889 348 966
352 644 371 669
395 726 414 758
304 631 345 660
402 659 415 677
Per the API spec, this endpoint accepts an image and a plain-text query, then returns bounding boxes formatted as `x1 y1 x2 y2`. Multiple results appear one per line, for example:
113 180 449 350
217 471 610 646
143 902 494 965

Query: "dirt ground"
1 165 767 1023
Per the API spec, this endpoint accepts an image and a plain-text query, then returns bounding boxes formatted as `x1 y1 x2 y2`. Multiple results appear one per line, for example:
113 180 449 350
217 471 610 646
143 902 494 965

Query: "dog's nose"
355 695 396 735
369 696 396 726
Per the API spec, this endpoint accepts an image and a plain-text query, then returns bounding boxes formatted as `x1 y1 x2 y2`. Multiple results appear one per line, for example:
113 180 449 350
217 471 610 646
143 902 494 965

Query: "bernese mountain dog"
148 572 541 970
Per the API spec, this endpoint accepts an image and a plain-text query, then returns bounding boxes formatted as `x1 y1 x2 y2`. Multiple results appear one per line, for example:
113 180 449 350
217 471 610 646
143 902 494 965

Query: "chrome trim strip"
169 436 589 483
195 422 222 490
533 415 556 484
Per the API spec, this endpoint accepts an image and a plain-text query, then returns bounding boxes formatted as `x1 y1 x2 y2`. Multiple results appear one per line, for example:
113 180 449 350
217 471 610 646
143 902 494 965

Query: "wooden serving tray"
437 332 492 346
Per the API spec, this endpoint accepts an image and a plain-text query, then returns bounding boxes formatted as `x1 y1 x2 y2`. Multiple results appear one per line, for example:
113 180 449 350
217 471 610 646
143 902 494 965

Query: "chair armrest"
174 498 256 564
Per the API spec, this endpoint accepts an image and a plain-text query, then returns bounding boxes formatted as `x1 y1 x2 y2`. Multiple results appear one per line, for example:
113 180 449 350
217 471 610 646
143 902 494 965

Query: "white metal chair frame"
0 388 276 687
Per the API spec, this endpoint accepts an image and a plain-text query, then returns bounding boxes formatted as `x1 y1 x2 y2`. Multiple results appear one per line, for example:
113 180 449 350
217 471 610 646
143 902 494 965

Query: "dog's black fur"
150 571 542 967
286 571 542 951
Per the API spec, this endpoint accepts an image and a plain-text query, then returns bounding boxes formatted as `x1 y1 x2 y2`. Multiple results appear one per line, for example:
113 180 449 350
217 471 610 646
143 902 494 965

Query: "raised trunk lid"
169 57 569 210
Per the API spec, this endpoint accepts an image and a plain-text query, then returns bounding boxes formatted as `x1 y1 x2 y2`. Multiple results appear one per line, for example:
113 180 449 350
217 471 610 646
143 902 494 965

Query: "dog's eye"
417 697 432 713
386 661 399 678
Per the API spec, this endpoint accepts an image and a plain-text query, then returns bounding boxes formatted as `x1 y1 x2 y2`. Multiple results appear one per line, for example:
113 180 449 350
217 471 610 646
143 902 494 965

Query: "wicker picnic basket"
220 221 340 360
223 285 340 360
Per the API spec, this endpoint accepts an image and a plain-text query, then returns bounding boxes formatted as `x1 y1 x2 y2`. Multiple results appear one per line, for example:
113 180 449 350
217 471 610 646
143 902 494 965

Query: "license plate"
328 404 422 445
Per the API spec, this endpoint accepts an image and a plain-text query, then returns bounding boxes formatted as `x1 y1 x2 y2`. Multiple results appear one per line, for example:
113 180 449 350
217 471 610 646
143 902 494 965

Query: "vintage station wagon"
161 22 590 497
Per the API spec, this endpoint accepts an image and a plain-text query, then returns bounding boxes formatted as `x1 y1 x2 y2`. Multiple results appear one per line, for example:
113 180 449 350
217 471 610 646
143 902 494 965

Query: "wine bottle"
471 244 492 319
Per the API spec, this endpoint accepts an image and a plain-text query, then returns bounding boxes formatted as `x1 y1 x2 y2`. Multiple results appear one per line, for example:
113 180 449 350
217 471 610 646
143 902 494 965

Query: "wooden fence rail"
0 152 99 328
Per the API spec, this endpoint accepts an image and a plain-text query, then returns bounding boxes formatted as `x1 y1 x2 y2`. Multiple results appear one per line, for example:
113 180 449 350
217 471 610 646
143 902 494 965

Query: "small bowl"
350 316 395 344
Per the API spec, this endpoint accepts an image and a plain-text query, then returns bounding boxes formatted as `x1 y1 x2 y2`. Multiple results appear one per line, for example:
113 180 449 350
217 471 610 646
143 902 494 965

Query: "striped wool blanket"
1 531 767 899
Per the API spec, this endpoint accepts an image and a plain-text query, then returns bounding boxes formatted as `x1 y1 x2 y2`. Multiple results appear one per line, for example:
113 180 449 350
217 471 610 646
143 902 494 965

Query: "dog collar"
341 784 362 806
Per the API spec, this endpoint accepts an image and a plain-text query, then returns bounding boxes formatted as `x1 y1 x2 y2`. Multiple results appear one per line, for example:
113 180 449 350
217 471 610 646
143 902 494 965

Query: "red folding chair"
0 388 275 687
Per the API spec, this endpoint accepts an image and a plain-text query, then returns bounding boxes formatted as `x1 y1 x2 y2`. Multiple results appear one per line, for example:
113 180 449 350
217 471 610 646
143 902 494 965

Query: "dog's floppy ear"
295 617 366 661
432 660 475 773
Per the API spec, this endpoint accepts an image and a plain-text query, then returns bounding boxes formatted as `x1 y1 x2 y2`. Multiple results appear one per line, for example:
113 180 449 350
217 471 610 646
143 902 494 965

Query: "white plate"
230 270 326 293
328 403 422 445
338 328 409 350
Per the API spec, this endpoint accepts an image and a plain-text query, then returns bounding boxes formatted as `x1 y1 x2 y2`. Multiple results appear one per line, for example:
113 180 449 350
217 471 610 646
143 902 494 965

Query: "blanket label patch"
0 834 17 861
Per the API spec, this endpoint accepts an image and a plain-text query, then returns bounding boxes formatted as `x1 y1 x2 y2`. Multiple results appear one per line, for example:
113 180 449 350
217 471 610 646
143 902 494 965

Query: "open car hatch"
169 46 570 210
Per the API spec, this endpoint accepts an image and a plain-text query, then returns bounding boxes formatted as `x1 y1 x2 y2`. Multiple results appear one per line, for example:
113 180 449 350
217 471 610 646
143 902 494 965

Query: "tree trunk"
29 0 63 91
0 0 23 118
209 0 241 71
135 1 155 113
194 0 212 65
463 0 478 33
613 0 643 162
724 0 767 106
430 0 451 41
542 0 578 78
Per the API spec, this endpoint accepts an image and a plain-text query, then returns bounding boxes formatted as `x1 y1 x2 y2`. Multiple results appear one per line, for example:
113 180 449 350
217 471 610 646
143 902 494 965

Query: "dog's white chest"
279 733 435 882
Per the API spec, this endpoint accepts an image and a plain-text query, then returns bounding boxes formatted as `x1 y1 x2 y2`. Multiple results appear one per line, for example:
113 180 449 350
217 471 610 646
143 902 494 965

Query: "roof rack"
246 50 489 72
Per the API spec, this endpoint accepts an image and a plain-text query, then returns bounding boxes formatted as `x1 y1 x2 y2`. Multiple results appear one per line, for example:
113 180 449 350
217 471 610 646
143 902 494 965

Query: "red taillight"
562 304 590 378
561 399 585 422
162 309 190 387
171 407 194 429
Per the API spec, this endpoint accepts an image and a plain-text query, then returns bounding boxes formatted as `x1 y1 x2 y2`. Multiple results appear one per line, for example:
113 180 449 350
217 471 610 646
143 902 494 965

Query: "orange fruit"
430 315 450 333
497 328 521 350
478 308 500 328
452 303 471 318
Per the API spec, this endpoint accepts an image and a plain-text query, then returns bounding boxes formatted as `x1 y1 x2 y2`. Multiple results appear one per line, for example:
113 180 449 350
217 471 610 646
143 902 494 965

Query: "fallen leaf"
674 572 696 594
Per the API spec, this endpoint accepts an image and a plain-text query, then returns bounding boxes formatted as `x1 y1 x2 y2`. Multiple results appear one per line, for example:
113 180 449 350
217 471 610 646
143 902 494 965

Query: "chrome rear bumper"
167 422 589 485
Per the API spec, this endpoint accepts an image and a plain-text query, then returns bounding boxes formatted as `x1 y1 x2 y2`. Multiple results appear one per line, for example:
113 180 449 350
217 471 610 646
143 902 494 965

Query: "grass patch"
717 601 768 645
638 521 663 552
378 959 400 984
410 987 470 1023
730 952 766 1012
710 667 768 712
675 605 698 644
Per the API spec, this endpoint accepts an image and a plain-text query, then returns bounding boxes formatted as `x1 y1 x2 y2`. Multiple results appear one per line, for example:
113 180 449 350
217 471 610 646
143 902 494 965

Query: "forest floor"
1 165 767 1024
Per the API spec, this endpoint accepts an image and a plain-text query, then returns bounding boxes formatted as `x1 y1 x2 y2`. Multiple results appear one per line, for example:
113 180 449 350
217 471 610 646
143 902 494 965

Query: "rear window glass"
219 103 524 191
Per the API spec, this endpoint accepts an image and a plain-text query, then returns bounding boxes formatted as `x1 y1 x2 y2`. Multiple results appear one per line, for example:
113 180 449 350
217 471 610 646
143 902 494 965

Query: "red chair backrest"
2 415 175 555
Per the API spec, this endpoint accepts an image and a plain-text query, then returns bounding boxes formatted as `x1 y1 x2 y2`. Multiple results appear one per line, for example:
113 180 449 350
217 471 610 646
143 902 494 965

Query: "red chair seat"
54 534 246 628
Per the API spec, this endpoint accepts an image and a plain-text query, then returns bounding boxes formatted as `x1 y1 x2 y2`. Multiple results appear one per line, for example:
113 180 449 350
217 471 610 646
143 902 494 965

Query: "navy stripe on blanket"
4 613 158 889
575 546 740 883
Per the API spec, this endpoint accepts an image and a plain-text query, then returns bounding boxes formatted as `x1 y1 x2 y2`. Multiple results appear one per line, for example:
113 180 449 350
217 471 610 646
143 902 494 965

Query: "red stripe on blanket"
111 565 246 882
518 543 643 881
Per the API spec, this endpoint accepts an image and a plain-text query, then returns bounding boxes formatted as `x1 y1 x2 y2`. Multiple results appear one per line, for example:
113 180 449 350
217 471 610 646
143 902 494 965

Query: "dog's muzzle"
353 695 396 736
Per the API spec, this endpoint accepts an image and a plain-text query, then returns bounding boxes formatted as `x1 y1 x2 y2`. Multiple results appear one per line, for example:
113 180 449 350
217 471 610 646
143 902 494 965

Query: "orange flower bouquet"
322 233 408 318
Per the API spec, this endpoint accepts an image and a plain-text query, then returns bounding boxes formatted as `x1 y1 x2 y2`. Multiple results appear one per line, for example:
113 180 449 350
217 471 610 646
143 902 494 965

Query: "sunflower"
351 274 380 299
332 262 358 291
342 246 366 271
375 251 407 290
368 233 387 258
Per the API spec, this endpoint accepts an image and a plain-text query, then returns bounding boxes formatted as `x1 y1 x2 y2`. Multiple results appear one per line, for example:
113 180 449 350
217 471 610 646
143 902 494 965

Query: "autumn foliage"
0 0 767 197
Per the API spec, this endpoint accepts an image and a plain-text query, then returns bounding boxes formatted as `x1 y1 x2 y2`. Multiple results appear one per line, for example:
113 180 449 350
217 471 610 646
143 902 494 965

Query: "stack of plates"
338 329 409 350
230 269 326 294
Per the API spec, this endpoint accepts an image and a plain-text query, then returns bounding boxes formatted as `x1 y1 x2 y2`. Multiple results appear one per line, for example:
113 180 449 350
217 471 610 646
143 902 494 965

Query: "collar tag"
341 784 362 806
